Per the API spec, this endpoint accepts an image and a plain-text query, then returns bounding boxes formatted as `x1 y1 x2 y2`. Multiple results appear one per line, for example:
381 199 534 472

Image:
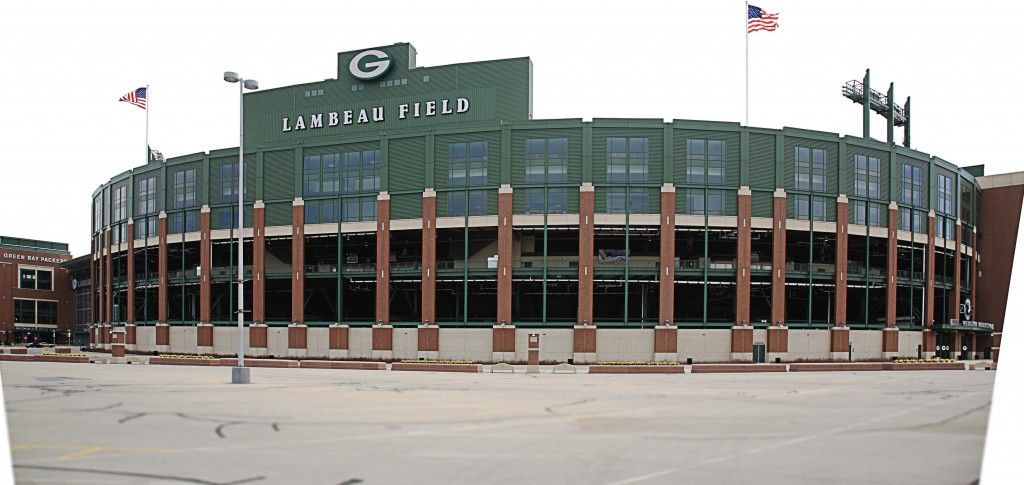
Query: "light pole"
224 71 258 384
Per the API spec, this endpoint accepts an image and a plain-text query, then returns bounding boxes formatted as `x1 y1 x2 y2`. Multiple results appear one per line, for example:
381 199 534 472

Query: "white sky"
0 0 1021 257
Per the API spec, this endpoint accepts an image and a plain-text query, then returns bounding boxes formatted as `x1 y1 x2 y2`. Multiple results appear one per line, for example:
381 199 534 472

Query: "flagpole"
145 85 150 162
745 2 749 127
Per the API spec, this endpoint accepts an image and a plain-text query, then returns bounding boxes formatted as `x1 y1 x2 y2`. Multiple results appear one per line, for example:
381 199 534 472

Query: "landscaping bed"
391 362 482 373
691 364 787 373
300 360 386 370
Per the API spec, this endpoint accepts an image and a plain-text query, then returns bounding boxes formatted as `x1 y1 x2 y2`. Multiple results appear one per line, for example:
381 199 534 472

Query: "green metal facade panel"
509 128 583 185
390 193 421 220
672 129 741 188
433 131 501 190
782 136 839 194
389 137 427 192
165 161 203 210
263 150 294 202
845 145 890 201
748 133 776 189
264 202 292 227
593 128 663 184
752 191 773 218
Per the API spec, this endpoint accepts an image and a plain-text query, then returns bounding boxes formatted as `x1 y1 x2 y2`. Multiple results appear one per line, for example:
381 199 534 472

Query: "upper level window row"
902 164 924 207
138 176 157 215
526 138 567 184
449 141 488 187
607 137 648 183
853 155 880 199
936 173 954 216
172 169 198 210
112 186 128 222
304 150 380 198
19 267 53 291
795 147 826 192
687 140 726 185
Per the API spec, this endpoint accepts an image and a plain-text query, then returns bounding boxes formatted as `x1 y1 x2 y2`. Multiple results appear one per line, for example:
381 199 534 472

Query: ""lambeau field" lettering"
282 97 470 132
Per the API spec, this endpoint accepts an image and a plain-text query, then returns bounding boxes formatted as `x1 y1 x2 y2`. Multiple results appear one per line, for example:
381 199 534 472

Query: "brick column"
831 327 851 360
105 228 113 322
730 326 753 361
497 185 513 325
578 184 595 325
127 220 135 325
417 324 439 359
771 189 786 326
660 184 677 326
735 187 751 325
421 190 436 326
492 323 516 362
200 206 211 325
951 331 963 360
372 323 393 360
835 195 848 325
292 198 305 324
90 237 98 327
96 237 104 325
328 324 349 359
573 324 597 363
948 220 962 322
923 210 937 358
249 323 268 357
288 323 307 358
375 193 390 325
971 228 977 314
158 212 168 324
887 202 898 327
197 322 213 354
253 201 266 324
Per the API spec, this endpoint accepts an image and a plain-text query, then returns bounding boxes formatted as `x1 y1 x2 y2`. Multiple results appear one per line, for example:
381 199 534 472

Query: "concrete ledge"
219 358 299 368
9 348 28 355
882 363 966 371
390 362 482 373
0 354 34 361
589 365 684 374
150 357 220 366
691 364 787 373
300 360 386 370
789 363 884 372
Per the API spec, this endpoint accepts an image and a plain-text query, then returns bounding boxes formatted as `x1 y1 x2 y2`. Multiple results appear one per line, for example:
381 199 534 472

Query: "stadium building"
88 43 1023 363
1 236 75 346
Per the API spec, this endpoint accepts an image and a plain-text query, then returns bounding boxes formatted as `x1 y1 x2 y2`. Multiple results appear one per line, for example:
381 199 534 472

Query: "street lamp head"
243 79 259 90
223 71 240 83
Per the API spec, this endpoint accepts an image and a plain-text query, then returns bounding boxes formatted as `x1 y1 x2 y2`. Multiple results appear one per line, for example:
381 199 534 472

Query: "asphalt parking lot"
1 362 993 485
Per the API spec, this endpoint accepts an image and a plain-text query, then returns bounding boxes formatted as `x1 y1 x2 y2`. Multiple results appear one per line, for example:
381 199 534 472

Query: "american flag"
119 87 147 109
748 4 779 33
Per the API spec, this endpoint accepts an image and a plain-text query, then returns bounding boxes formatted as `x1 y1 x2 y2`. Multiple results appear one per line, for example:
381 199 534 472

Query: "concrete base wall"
786 330 831 361
678 330 731 363
120 326 938 363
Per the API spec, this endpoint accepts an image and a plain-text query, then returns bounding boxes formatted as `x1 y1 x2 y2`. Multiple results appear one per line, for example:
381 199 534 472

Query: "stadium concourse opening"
85 43 1022 363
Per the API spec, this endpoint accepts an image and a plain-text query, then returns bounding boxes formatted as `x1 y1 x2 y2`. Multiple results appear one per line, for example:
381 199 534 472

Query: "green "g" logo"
349 50 393 81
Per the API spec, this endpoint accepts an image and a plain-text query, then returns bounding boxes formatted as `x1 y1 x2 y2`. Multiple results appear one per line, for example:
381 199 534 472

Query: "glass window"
138 176 157 215
854 155 881 199
687 189 705 215
708 189 726 216
607 137 648 183
37 301 57 325
796 195 810 220
449 142 486 187
524 188 545 214
607 188 626 214
14 299 35 324
448 191 486 217
525 138 568 183
172 169 198 209
687 139 728 186
94 196 103 232
112 186 127 222
937 174 954 215
19 269 36 289
37 269 52 291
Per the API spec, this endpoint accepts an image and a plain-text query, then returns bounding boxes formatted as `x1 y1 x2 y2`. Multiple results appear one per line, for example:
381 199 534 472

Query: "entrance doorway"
753 344 766 363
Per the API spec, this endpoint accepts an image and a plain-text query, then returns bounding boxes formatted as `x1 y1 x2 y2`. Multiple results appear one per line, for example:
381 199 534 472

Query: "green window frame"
171 169 198 210
524 188 568 214
449 142 488 187
853 154 880 199
525 138 568 183
902 164 924 207
795 147 826 192
606 137 648 183
686 139 726 185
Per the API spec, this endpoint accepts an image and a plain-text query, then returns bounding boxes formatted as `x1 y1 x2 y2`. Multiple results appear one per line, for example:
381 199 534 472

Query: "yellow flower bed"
594 361 681 366
158 353 216 359
43 352 88 357
893 358 956 364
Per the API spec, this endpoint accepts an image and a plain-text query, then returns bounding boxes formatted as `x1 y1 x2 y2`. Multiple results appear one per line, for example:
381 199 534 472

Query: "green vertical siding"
265 201 292 227
389 137 427 192
751 191 772 218
390 193 421 220
264 149 295 201
748 133 775 190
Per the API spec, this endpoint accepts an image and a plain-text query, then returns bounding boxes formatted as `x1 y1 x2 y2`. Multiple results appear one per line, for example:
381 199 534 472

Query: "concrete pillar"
654 325 678 362
578 184 595 326
887 202 898 327
200 206 211 325
197 322 214 355
127 220 135 325
730 326 753 362
158 212 168 324
375 193 390 326
735 187 751 325
288 323 307 358
417 324 439 360
661 184 677 326
835 195 849 325
421 190 436 326
328 324 349 359
772 189 786 326
253 201 266 325
497 185 513 326
292 198 305 325
573 324 597 363
492 324 515 363
372 324 393 361
831 327 851 361
249 323 268 357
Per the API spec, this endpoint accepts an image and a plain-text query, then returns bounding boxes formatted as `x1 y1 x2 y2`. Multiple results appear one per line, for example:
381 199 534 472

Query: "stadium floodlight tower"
841 69 912 147
223 71 258 384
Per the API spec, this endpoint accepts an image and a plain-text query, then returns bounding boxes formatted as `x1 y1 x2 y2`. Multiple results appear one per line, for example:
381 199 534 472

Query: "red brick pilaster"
497 185 513 325
158 212 168 323
654 326 678 353
90 237 98 326
372 325 393 350
660 185 677 326
492 325 515 353
105 228 113 322
200 207 211 324
418 325 439 351
578 184 595 325
96 237 104 325
887 202 898 327
127 221 135 324
772 190 786 326
948 220 962 321
375 193 390 325
731 326 753 353
573 326 597 353
422 191 436 325
329 325 349 350
735 187 751 325
925 211 936 328
831 327 850 353
835 196 848 325
126 324 137 345
882 328 899 353
249 324 267 349
288 324 307 349
253 201 266 324
197 323 213 347
767 326 788 355
292 199 305 324
971 228 977 312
